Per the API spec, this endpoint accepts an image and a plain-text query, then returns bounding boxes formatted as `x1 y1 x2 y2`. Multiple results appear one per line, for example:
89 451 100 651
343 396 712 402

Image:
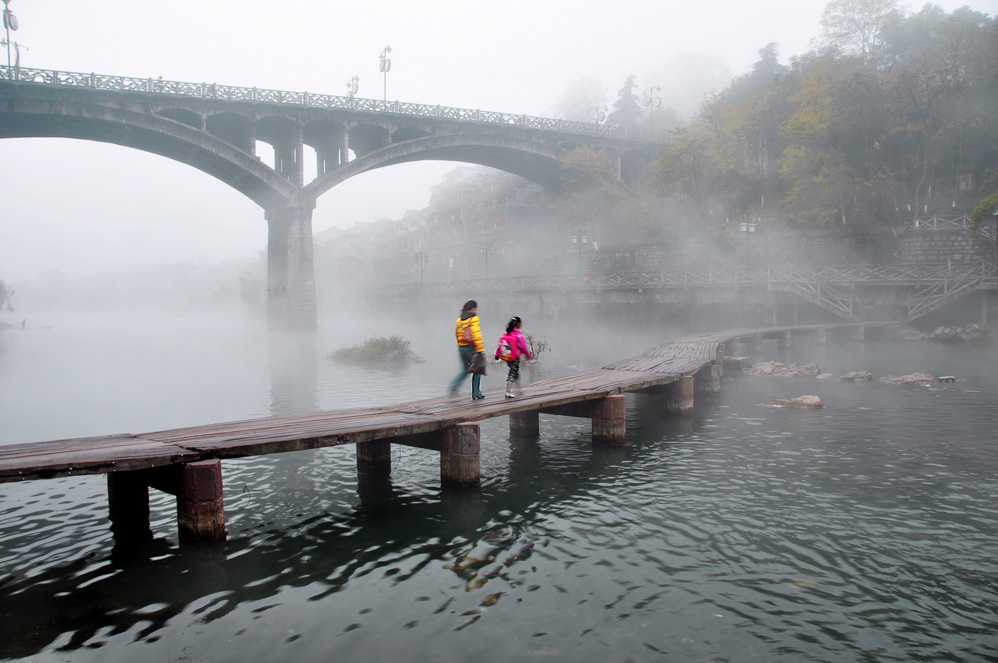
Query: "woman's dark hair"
505 316 521 334
462 299 478 313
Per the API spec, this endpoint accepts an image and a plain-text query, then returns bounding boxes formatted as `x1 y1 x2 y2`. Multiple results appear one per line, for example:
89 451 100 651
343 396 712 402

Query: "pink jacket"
497 329 532 361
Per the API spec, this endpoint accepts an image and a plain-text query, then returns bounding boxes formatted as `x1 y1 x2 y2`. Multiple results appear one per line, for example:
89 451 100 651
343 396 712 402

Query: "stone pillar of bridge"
510 410 540 437
777 330 792 349
695 365 722 394
815 327 827 345
266 196 317 330
441 423 480 487
357 440 392 477
664 375 695 414
592 395 627 445
177 459 226 543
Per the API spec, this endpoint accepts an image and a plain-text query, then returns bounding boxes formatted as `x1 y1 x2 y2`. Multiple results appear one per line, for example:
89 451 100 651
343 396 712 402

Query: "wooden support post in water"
727 338 742 355
441 422 480 487
665 375 695 414
357 439 392 477
716 344 725 378
177 459 226 542
592 394 627 444
744 334 762 354
108 471 152 541
509 410 540 437
695 365 722 393
778 330 792 349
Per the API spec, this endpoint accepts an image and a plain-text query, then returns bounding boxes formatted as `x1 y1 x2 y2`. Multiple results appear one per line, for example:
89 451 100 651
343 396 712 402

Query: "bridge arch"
0 86 297 209
304 132 632 200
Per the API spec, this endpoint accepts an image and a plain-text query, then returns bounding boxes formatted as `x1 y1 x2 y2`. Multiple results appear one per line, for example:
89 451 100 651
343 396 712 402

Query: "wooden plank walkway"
0 322 885 541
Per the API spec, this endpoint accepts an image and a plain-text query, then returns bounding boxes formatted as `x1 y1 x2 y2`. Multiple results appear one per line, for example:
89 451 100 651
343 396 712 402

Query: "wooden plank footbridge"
0 324 882 542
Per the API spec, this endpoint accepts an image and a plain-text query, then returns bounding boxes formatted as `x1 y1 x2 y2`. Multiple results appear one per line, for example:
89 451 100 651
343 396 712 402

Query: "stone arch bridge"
0 68 661 329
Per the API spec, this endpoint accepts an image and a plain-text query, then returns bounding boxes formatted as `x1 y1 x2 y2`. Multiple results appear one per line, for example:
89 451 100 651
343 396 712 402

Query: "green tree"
819 0 901 66
607 75 643 131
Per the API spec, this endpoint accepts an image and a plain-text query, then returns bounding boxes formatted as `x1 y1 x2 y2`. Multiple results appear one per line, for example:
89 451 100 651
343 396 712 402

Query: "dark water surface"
1 311 996 662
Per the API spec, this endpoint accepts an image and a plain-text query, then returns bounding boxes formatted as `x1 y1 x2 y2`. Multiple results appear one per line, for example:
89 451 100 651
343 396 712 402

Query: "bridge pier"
107 459 226 543
266 201 317 331
592 395 627 445
510 410 540 437
357 439 392 477
441 423 481 487
777 330 793 349
695 365 722 394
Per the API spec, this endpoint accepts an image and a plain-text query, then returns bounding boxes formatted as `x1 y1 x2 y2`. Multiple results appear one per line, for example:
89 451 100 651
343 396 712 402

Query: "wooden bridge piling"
509 410 540 437
592 395 627 445
176 460 226 542
441 423 481 487
357 439 392 477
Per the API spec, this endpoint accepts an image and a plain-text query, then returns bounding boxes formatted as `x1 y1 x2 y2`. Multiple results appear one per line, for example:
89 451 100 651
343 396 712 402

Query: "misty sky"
0 0 990 278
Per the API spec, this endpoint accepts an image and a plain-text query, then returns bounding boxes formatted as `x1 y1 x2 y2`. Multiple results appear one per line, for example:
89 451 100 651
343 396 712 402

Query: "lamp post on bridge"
740 220 757 269
642 85 662 133
2 0 19 74
378 45 392 102
346 75 359 99
589 105 606 128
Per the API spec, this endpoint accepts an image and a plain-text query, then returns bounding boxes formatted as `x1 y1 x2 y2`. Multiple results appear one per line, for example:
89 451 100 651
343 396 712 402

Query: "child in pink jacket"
495 316 532 398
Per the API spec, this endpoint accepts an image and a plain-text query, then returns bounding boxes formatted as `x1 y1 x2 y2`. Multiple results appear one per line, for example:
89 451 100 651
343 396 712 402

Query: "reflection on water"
1 316 997 662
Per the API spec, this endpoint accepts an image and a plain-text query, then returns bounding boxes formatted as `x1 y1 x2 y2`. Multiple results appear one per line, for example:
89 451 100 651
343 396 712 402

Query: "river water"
1 308 996 663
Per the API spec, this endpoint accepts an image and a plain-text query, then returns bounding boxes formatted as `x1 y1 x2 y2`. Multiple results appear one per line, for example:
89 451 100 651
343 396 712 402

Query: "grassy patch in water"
328 335 424 363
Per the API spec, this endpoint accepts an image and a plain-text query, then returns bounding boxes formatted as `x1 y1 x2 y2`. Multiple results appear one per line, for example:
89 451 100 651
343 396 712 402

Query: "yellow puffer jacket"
455 314 484 353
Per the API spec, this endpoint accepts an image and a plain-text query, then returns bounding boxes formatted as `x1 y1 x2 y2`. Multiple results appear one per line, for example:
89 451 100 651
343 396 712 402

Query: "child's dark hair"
505 316 521 334
462 299 478 313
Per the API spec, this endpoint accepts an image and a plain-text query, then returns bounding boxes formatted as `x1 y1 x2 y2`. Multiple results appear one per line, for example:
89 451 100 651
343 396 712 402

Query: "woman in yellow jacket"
448 299 486 399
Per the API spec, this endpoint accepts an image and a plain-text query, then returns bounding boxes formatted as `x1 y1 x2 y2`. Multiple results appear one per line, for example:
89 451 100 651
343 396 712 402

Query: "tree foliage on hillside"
654 0 998 232
0 280 12 313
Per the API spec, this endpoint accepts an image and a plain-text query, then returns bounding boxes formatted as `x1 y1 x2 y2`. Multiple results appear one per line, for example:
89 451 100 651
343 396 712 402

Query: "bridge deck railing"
1 66 665 142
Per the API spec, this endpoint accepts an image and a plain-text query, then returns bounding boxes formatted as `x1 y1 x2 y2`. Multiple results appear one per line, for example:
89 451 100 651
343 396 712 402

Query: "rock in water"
879 373 936 385
840 371 873 381
768 395 823 409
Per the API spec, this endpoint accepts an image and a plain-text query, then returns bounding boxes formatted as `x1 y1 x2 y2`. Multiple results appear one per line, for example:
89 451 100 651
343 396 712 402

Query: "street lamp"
642 85 662 132
589 105 606 127
479 240 495 280
378 45 392 102
414 250 428 283
346 75 359 99
571 229 589 276
739 220 757 268
2 0 19 74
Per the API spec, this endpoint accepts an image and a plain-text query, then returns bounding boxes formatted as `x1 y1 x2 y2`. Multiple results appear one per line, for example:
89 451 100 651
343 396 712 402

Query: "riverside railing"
0 66 665 142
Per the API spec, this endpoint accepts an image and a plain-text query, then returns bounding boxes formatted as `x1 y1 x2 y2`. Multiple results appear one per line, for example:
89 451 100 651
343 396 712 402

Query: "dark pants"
505 358 520 382
449 344 482 397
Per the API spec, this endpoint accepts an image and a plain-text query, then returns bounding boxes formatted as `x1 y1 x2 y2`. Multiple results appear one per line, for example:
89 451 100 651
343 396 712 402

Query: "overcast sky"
0 0 990 278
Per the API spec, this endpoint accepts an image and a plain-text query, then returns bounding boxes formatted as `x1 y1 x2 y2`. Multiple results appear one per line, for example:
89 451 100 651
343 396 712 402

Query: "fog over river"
0 308 996 662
